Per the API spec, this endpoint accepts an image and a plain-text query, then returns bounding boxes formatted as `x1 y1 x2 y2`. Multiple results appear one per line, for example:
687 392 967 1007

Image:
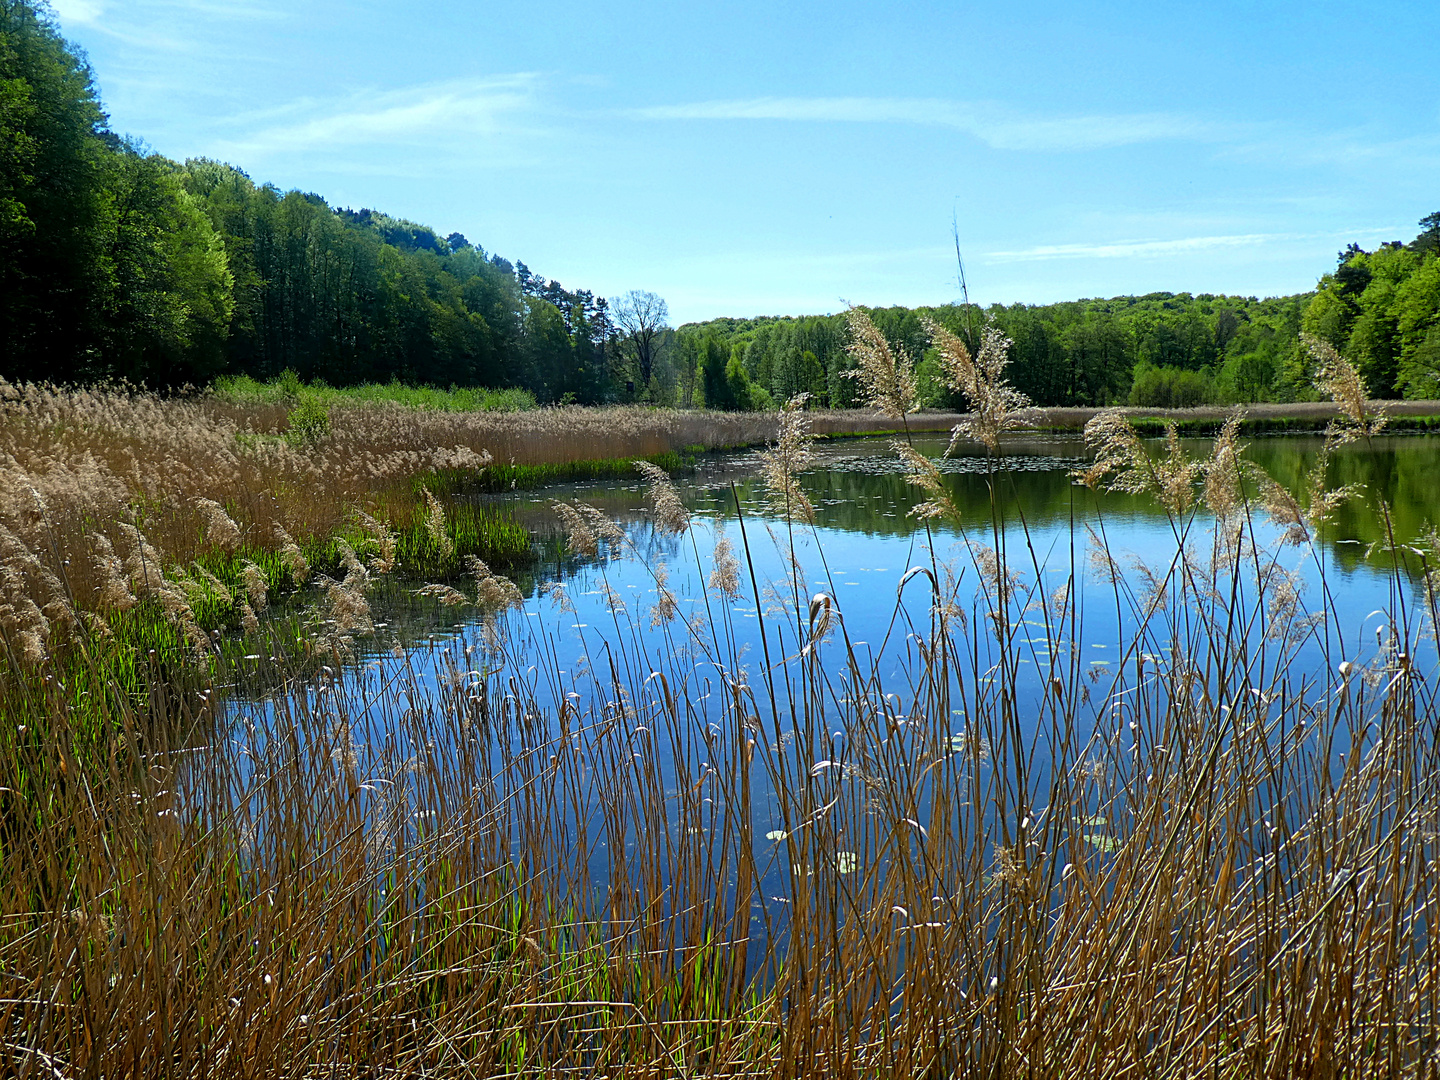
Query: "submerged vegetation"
1 311 1438 1074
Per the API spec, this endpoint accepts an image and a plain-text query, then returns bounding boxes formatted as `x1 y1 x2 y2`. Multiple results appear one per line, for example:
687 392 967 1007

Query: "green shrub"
284 397 331 447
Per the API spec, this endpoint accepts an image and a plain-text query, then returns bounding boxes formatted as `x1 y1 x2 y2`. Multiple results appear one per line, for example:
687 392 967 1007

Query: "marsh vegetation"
1 318 1438 1076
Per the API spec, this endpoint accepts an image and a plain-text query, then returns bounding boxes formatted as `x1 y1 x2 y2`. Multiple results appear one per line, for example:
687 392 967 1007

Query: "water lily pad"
1085 833 1119 852
837 851 858 874
765 830 788 842
1081 815 1108 827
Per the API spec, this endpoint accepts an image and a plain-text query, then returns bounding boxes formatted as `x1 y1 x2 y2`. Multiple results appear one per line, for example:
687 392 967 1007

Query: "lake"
218 429 1440 960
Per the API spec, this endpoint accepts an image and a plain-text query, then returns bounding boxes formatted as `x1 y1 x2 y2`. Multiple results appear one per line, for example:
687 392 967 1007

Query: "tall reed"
1 349 1438 1076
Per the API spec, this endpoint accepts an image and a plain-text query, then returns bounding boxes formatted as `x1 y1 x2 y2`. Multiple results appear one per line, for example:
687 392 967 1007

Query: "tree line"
0 0 667 402
5 0 1440 408
674 233 1440 412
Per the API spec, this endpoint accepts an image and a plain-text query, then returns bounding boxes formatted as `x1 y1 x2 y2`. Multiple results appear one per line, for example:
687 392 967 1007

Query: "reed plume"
759 394 817 525
635 459 690 536
844 309 917 418
924 317 1030 453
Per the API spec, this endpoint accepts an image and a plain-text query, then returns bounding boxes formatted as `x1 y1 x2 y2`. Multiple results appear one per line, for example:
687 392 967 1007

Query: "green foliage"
283 396 331 447
1128 363 1215 408
214 373 538 412
1 0 116 380
7 0 1440 415
420 449 696 496
1305 222 1440 399
0 4 620 400
683 294 1313 409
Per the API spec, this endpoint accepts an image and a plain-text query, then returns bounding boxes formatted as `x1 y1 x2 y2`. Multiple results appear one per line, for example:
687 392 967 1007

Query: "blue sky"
48 0 1440 324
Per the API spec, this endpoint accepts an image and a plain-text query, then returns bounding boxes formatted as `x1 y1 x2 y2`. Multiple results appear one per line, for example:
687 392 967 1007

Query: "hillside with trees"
0 0 625 401
677 270 1429 412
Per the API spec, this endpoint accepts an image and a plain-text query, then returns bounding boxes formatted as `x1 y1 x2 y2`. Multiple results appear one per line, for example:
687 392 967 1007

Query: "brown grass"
1021 398 1440 428
0 377 960 668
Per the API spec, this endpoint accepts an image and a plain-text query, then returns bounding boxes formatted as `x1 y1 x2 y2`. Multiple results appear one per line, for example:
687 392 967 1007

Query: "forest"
4 0 1440 409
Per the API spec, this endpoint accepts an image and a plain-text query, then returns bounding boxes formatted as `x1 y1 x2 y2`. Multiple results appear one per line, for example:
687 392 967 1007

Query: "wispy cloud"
630 96 1215 152
985 226 1410 264
51 0 106 25
986 233 1289 262
215 76 547 163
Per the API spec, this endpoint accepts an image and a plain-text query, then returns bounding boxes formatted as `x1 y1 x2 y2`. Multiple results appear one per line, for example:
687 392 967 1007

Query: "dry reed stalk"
3 375 1439 1075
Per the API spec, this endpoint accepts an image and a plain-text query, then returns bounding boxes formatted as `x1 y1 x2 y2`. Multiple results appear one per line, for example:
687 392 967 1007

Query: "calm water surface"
228 431 1440 934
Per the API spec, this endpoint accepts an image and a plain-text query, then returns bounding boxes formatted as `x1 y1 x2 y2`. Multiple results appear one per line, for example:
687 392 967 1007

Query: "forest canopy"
3 0 1439 409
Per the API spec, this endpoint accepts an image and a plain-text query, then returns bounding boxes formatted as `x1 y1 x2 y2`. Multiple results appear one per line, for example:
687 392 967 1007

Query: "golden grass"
0 377 960 670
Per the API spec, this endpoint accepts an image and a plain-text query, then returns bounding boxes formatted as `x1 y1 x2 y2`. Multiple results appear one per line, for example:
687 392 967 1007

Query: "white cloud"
984 225 1412 264
215 76 547 162
985 233 1289 263
631 96 1213 152
51 0 106 25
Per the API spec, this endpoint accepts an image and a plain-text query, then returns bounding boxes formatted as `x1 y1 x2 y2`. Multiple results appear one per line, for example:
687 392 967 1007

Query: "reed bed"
0 378 956 643
2 340 1440 1076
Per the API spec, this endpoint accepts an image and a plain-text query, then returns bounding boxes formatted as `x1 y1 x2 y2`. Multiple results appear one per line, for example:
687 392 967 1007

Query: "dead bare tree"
612 290 669 396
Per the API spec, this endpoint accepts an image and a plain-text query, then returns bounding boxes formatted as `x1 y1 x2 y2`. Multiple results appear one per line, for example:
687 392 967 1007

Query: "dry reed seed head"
239 600 259 634
1155 423 1205 515
991 845 1036 894
708 534 741 600
541 580 575 613
239 559 268 611
967 540 1019 605
600 583 627 614
273 524 309 585
416 582 470 606
1304 456 1362 539
1078 413 1204 514
1128 554 1170 613
1049 582 1070 622
807 592 834 643
354 510 397 574
925 316 1031 453
650 562 678 627
1084 523 1124 585
576 502 627 548
894 440 961 524
635 460 689 536
1203 414 1248 520
0 563 51 663
843 308 918 418
467 555 523 611
923 316 974 396
759 395 818 525
1074 411 1150 494
551 500 597 558
194 497 242 553
1304 332 1387 440
1251 470 1310 545
334 538 371 592
420 487 455 563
